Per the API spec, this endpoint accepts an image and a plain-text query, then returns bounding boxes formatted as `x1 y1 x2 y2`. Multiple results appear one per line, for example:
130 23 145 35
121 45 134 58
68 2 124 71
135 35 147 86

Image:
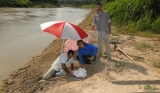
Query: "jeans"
43 68 66 80
98 31 111 58
76 55 96 64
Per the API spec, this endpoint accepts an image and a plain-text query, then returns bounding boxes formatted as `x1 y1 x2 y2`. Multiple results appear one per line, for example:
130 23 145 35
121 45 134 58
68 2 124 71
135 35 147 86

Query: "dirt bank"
0 11 160 93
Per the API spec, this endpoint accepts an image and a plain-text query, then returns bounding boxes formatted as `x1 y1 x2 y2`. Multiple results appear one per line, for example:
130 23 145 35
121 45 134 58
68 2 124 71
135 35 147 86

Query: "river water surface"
0 7 91 82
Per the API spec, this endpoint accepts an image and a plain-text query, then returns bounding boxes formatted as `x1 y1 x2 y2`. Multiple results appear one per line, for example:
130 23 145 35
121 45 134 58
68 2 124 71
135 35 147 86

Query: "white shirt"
51 53 74 71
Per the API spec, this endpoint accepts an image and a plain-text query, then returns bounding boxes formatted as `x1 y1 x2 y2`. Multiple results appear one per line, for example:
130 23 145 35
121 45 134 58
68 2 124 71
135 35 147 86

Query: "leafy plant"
152 59 160 68
152 17 160 33
144 84 159 91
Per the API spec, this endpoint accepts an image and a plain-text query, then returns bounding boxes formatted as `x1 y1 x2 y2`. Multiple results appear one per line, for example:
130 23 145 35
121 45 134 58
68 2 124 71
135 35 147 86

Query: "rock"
154 50 159 52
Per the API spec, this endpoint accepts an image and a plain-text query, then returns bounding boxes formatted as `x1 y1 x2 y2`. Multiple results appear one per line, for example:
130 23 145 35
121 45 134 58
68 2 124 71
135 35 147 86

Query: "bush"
103 0 160 33
136 16 152 31
152 17 160 33
8 0 32 7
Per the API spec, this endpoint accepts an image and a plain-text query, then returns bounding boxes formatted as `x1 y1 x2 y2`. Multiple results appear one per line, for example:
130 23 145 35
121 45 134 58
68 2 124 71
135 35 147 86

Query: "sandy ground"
0 11 160 93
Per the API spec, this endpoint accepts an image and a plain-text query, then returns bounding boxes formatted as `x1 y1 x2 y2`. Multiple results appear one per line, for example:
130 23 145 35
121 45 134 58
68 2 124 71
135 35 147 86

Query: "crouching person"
76 40 98 69
43 50 74 80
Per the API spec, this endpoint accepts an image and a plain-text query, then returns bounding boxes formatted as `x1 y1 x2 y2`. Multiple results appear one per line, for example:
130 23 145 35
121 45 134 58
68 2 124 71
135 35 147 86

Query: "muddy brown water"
0 7 91 82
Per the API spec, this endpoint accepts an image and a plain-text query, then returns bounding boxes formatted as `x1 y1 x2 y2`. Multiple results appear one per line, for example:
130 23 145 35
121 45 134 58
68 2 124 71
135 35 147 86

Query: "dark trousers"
76 55 96 64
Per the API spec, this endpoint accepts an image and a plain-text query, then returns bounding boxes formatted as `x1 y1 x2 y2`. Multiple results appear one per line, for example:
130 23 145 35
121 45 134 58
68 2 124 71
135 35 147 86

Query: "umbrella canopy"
64 34 91 52
40 21 88 40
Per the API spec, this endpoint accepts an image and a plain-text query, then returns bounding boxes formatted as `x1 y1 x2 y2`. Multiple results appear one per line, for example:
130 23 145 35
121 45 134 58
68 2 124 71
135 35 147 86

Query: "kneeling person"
76 40 98 69
43 50 74 80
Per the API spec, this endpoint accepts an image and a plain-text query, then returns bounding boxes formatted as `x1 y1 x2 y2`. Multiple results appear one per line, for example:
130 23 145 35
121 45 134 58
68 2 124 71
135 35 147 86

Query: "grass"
116 62 126 68
127 34 135 40
135 42 151 51
112 30 120 36
132 56 144 61
144 84 159 91
87 18 93 25
151 59 160 68
137 31 157 38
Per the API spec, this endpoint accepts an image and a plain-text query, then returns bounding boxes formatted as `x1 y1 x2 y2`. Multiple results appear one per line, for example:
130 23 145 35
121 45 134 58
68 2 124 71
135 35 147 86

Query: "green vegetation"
132 56 144 62
116 62 126 68
127 34 135 40
103 0 160 34
135 42 151 51
0 0 59 7
112 31 120 36
152 59 160 68
144 84 159 91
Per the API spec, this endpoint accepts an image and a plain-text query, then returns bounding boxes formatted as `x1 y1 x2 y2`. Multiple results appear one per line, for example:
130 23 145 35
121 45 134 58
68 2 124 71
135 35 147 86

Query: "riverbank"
0 10 94 93
1 10 160 93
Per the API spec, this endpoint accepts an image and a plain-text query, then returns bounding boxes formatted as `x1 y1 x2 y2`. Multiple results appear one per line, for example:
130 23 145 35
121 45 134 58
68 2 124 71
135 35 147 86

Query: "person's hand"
68 72 73 76
91 26 95 30
87 56 94 61
83 64 87 70
108 30 111 35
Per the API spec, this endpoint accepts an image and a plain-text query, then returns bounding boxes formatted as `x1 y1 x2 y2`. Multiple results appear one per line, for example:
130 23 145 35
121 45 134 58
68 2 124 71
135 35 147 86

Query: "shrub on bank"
0 0 58 7
103 0 160 33
0 0 32 7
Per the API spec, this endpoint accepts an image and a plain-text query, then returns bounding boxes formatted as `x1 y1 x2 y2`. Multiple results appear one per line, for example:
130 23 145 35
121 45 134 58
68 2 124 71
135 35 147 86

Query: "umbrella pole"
61 39 64 54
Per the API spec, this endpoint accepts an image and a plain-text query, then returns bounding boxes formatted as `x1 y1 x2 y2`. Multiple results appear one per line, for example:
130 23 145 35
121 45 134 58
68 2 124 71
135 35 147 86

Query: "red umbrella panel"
40 21 88 40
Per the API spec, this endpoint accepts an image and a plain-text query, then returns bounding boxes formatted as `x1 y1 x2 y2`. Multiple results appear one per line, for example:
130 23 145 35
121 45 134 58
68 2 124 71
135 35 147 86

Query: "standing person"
92 3 112 60
42 50 74 80
76 40 98 69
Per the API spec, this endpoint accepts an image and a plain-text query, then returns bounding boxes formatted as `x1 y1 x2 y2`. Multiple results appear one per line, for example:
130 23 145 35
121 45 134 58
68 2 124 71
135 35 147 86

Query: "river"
0 7 91 82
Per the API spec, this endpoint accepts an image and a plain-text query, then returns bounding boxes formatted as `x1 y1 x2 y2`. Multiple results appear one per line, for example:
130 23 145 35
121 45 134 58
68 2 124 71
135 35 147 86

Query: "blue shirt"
78 43 98 65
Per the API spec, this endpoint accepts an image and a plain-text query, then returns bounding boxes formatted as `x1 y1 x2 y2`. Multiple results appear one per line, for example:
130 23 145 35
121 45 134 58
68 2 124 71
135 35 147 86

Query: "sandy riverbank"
0 11 160 93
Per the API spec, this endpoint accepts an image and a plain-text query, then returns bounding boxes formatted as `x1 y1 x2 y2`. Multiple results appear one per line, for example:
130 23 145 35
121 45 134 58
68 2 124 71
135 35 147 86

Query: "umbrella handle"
61 39 64 54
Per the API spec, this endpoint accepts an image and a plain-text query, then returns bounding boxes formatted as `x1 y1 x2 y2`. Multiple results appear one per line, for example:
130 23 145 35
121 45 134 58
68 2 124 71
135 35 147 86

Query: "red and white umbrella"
64 34 91 52
40 21 88 53
40 21 88 40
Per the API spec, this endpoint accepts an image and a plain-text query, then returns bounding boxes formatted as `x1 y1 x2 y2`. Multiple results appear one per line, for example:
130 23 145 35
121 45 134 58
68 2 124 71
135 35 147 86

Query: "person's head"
67 50 74 59
96 3 102 11
77 40 86 48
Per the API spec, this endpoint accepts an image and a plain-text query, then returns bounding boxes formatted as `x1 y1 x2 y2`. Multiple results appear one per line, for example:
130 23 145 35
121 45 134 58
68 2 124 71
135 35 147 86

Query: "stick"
61 39 64 54
117 46 136 63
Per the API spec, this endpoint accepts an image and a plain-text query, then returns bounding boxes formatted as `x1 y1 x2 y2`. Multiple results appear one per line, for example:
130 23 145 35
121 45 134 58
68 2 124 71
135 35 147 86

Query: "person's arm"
108 22 112 35
78 50 84 65
92 15 97 30
62 63 72 75
70 63 74 71
106 12 112 35
87 44 98 60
